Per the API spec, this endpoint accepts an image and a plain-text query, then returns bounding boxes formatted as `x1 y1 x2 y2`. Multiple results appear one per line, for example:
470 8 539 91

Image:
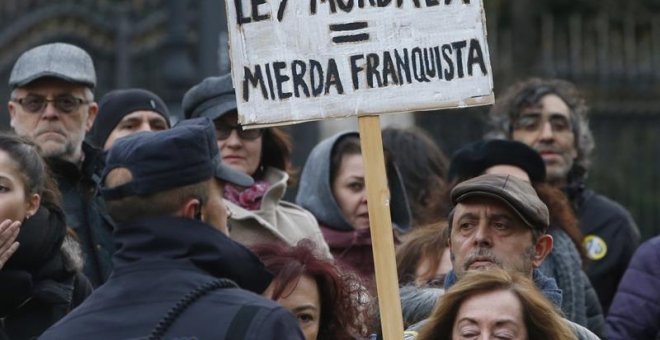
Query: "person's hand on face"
0 219 21 269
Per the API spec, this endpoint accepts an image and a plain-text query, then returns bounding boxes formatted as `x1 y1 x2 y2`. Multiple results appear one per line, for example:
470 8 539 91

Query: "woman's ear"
25 193 41 218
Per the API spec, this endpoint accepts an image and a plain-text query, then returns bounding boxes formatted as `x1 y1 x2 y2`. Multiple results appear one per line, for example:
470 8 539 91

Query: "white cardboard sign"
226 0 494 127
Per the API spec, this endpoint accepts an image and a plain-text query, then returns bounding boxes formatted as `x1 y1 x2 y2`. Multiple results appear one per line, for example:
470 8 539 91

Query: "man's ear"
532 234 553 268
8 101 17 128
85 102 99 132
180 197 202 220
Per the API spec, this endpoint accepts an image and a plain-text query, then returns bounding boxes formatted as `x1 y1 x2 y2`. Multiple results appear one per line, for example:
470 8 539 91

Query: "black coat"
47 142 115 287
0 205 92 340
571 188 641 314
40 216 304 340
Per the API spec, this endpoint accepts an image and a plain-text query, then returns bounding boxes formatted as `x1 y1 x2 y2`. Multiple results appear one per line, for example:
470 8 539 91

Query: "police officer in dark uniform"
41 118 304 339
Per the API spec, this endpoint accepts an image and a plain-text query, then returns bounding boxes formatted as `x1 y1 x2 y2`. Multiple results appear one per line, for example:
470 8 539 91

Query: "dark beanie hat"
448 139 546 183
88 88 171 148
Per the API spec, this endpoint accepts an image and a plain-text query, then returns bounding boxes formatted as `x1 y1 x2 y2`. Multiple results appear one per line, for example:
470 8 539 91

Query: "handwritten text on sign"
226 0 494 127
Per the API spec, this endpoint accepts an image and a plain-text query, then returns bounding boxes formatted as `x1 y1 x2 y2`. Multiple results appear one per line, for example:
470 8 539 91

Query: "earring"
24 214 31 221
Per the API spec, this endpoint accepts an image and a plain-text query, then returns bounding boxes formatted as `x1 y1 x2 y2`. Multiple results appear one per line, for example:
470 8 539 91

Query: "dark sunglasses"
214 122 263 141
12 95 89 114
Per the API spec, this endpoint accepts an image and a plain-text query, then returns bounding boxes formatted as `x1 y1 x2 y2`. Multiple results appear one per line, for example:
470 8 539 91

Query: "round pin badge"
583 235 608 260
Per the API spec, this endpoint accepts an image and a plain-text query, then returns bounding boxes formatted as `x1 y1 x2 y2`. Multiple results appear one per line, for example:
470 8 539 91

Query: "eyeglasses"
513 113 573 134
214 122 263 141
12 95 89 114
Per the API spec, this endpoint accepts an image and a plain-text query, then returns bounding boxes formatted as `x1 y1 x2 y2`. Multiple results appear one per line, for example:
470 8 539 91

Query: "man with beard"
434 173 599 340
7 42 114 287
487 78 640 313
444 174 558 302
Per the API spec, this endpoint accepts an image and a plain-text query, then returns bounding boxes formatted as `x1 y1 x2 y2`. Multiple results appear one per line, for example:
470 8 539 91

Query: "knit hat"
448 139 546 183
88 88 171 148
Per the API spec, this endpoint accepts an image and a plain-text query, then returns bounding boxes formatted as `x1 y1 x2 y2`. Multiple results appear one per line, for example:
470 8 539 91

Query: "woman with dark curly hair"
252 240 374 340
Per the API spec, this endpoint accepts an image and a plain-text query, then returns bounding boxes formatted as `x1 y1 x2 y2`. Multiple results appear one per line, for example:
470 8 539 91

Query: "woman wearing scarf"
181 75 330 258
0 133 91 339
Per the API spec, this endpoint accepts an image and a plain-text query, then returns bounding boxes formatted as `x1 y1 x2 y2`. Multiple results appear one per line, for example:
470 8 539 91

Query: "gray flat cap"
9 42 96 89
451 174 549 231
182 74 237 120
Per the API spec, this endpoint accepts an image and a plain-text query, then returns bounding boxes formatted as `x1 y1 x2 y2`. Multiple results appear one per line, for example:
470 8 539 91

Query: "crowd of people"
0 41 656 340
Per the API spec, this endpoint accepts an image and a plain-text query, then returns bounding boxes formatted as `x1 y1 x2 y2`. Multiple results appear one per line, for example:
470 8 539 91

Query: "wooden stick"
358 115 404 340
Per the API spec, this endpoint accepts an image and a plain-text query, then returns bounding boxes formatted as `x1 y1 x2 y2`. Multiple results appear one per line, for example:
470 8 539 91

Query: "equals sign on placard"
329 21 370 43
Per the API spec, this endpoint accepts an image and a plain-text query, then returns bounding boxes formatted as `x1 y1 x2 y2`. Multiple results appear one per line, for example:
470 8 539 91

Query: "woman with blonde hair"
416 269 576 340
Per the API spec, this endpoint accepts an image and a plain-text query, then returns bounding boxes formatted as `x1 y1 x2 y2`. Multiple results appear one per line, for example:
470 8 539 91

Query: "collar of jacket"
443 268 563 309
46 141 105 187
112 216 272 294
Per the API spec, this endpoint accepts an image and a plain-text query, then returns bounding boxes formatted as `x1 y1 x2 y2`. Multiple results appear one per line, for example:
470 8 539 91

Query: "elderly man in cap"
404 174 598 339
40 118 305 339
7 42 114 286
448 139 605 337
417 173 596 339
87 88 171 151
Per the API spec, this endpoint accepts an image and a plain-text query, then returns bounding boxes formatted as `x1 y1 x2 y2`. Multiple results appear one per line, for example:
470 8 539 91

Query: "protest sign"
225 2 494 338
226 0 494 127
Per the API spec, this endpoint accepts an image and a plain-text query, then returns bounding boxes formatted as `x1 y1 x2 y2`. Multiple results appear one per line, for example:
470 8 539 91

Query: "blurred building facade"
0 0 658 239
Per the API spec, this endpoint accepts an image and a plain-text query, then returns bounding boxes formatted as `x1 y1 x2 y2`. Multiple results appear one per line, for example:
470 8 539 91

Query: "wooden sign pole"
358 115 404 340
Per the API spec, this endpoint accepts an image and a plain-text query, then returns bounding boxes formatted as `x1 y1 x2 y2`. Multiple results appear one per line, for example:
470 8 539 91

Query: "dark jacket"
540 226 605 336
569 186 641 313
296 131 411 282
40 216 304 340
606 235 660 340
47 142 115 287
0 205 92 340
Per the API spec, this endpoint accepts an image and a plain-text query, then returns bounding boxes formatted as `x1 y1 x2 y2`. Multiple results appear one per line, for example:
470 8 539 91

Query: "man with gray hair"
7 42 114 286
487 78 640 313
404 174 598 340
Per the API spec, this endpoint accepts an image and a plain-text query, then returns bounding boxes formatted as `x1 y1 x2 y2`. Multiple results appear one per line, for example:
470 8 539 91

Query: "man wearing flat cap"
41 118 304 340
405 174 599 340
7 42 114 287
448 139 605 337
88 88 171 151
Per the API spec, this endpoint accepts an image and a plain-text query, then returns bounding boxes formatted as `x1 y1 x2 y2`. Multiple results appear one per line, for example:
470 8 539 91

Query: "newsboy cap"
182 74 237 120
448 139 546 183
451 174 549 231
9 42 96 89
101 117 253 201
88 88 171 148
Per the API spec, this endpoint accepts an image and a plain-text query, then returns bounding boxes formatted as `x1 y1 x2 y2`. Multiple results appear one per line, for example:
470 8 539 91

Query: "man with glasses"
7 42 115 287
487 77 640 314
